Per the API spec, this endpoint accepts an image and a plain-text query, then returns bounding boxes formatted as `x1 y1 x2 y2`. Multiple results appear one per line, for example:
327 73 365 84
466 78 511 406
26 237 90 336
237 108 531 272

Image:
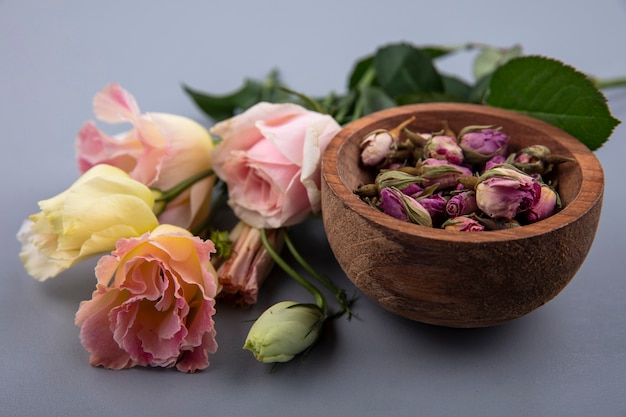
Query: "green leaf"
441 75 474 102
358 85 397 116
183 80 263 122
468 73 493 103
473 44 523 80
330 90 358 125
373 43 444 98
348 55 376 90
422 44 466 60
486 56 621 150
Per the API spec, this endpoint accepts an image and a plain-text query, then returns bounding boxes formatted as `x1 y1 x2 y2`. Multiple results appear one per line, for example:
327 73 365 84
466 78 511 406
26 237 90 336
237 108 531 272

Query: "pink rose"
210 102 341 228
74 224 219 373
76 83 216 230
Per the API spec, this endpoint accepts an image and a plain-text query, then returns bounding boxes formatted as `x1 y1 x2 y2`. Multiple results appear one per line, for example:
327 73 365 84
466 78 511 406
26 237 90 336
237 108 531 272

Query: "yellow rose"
17 164 159 281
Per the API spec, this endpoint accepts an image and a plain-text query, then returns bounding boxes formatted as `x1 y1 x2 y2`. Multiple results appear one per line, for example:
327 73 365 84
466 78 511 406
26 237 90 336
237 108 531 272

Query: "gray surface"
2 1 626 416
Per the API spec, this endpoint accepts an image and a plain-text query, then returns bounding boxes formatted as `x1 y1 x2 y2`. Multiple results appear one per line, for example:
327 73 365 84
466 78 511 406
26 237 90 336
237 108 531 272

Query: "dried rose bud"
445 191 478 218
376 170 423 195
459 126 509 164
514 144 550 164
512 144 574 176
416 193 448 225
476 166 541 220
418 158 473 190
484 154 507 171
424 135 464 165
442 215 485 232
523 184 559 223
360 117 417 167
360 129 394 166
380 187 432 227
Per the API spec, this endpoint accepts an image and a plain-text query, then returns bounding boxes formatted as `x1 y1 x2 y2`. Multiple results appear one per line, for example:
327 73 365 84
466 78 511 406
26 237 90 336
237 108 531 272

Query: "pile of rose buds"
355 117 576 232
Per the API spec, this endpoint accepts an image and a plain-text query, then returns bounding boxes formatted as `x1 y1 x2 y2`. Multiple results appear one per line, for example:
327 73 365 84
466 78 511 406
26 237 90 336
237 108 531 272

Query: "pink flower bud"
476 166 541 220
442 216 485 232
360 129 393 166
445 191 478 218
484 154 507 171
523 184 558 223
418 158 473 190
459 127 509 164
416 193 448 225
375 170 423 195
424 135 464 165
380 187 432 227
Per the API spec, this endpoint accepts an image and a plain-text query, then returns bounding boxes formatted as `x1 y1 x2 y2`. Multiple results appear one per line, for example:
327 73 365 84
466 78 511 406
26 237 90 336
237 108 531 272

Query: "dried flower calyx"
355 118 575 231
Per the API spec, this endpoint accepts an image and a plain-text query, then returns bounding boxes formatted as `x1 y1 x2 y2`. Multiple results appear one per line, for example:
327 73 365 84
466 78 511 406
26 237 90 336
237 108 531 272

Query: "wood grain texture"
321 103 604 327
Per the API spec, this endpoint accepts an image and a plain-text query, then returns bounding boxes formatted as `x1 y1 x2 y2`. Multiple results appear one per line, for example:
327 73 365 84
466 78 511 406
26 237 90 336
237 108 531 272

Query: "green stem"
594 76 626 90
152 168 215 216
283 232 355 319
279 86 326 114
191 182 227 237
260 228 328 316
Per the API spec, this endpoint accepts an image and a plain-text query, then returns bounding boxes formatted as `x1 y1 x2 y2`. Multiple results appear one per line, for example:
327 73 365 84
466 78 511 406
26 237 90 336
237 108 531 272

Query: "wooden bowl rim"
322 103 604 243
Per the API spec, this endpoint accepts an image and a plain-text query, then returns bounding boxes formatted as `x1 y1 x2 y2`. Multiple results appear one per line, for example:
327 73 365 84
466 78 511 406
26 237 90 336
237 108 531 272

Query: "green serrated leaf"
486 56 621 150
374 43 444 98
183 80 264 122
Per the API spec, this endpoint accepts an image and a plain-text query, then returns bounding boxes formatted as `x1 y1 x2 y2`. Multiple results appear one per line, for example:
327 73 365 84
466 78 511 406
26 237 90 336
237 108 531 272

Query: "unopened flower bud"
424 135 464 165
459 126 509 164
484 154 507 171
360 117 417 167
360 129 394 166
442 215 485 232
416 193 448 225
418 158 473 190
512 144 574 176
243 301 325 363
376 170 423 195
380 187 432 227
523 184 559 223
445 191 478 218
476 166 541 220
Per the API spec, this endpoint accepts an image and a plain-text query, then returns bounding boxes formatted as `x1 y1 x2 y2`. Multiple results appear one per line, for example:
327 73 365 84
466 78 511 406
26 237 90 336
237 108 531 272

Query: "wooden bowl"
321 103 604 328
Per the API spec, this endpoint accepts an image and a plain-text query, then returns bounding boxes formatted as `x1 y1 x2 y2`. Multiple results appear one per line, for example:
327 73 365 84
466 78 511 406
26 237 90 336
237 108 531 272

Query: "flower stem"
260 228 328 316
152 168 215 216
279 86 326 114
283 232 356 319
594 76 626 90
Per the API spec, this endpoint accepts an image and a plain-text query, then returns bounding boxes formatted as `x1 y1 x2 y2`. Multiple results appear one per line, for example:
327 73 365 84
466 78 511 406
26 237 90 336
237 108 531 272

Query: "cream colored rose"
17 164 159 281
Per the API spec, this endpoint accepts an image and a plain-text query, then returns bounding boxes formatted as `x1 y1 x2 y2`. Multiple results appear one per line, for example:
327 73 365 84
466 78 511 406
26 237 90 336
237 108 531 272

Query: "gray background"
2 1 626 416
